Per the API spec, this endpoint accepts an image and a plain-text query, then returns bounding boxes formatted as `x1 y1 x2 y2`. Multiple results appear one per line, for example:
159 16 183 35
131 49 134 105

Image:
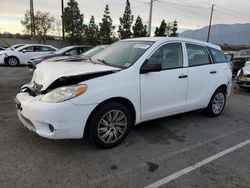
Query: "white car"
235 61 250 88
0 44 57 66
16 37 232 148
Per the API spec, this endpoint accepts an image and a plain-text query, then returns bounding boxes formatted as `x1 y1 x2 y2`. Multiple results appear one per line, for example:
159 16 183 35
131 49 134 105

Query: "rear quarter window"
208 47 227 63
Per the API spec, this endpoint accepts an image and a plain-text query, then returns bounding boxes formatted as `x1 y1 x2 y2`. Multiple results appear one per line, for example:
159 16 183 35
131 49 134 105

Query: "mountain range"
179 23 250 45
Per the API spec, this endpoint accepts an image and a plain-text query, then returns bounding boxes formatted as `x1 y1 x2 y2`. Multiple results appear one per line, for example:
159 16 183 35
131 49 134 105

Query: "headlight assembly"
40 85 87 103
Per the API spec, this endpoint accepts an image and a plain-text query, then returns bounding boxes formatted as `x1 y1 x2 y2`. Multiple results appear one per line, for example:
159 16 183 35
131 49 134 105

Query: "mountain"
179 23 250 45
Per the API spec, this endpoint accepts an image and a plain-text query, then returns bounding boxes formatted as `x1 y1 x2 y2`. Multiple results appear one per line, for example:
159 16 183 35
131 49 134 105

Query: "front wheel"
205 89 226 117
7 57 19 67
88 102 131 148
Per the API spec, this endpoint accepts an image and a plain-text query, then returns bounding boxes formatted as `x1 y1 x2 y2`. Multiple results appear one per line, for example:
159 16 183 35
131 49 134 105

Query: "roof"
124 37 221 50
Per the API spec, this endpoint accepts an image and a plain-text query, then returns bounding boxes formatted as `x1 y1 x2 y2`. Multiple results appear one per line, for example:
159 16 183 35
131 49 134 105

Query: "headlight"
40 85 87 103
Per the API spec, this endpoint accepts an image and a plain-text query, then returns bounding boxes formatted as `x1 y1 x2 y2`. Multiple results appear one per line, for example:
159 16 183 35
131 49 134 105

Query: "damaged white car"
16 37 232 148
235 61 250 88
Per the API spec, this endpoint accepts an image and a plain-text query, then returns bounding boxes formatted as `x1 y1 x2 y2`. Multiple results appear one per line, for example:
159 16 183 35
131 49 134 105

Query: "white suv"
16 37 232 148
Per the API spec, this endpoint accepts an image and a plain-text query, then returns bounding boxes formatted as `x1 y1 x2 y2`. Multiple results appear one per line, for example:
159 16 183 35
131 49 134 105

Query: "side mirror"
140 59 162 74
22 49 27 53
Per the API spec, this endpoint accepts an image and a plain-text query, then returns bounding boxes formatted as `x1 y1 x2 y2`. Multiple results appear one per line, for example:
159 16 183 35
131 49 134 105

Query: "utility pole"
207 4 215 42
30 0 35 37
61 0 65 40
148 0 153 36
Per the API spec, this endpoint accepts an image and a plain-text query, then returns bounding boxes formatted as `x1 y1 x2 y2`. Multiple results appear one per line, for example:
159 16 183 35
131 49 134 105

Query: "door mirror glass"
140 59 162 74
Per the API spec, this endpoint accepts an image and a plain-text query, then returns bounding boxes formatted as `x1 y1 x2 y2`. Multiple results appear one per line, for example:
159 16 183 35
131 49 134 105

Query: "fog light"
49 124 54 132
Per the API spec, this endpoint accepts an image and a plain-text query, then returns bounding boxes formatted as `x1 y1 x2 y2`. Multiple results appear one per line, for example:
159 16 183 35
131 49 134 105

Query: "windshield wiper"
97 59 109 66
88 57 95 64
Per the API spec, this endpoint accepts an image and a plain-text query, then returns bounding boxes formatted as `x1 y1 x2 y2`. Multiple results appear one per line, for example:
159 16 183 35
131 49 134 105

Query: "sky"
0 0 249 35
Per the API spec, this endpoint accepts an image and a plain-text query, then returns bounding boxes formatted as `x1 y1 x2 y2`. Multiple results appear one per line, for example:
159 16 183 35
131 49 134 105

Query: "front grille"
33 82 43 95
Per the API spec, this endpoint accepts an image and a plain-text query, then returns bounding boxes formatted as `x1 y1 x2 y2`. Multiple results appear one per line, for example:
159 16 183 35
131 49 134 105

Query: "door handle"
178 74 188 79
210 70 217 74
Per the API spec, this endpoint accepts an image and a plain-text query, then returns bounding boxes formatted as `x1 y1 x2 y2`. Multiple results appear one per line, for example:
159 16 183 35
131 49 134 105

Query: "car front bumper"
235 76 250 88
15 92 96 139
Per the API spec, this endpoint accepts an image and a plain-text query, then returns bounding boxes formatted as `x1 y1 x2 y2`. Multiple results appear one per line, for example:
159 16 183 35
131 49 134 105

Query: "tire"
7 56 19 67
205 89 226 117
88 102 131 148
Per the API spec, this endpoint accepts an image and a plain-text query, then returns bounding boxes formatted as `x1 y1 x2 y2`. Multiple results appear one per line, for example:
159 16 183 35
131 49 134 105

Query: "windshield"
7 44 24 50
81 46 107 58
54 46 74 54
235 49 250 57
91 41 154 68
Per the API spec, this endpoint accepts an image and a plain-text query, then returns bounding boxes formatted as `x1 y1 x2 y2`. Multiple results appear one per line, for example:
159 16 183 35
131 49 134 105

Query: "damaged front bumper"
15 91 96 139
235 76 250 88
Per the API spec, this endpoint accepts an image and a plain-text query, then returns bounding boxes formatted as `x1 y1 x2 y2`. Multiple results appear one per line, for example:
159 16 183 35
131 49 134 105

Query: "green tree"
85 15 99 45
169 20 178 37
132 16 147 38
154 19 167 36
118 0 134 39
62 0 85 44
154 19 175 37
21 10 55 43
99 5 115 44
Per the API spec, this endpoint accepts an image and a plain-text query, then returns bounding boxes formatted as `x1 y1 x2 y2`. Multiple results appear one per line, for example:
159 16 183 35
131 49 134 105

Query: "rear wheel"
88 102 131 148
7 57 19 67
205 89 226 117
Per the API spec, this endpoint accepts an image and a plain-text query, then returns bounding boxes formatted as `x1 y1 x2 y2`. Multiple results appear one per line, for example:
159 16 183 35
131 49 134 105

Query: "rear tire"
7 56 19 67
205 89 226 117
88 102 131 148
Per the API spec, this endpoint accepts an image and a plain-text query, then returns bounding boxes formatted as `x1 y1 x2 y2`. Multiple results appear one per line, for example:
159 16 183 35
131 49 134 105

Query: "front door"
140 42 188 121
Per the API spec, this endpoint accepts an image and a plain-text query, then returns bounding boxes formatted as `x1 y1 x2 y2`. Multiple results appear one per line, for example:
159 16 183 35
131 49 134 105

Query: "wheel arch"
84 97 136 137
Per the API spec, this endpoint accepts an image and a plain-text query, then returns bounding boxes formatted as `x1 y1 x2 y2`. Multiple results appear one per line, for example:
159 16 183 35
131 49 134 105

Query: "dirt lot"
0 66 250 188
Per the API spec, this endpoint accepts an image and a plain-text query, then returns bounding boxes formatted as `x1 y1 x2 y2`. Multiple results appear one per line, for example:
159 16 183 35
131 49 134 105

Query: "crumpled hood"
242 63 250 74
33 61 120 90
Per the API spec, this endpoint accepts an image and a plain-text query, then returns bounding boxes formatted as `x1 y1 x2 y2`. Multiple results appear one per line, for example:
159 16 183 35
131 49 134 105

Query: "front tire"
88 102 131 148
7 56 19 67
205 89 226 117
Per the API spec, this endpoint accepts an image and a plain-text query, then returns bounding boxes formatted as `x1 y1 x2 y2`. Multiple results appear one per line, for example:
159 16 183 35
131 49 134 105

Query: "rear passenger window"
208 48 227 63
149 43 183 70
186 44 211 67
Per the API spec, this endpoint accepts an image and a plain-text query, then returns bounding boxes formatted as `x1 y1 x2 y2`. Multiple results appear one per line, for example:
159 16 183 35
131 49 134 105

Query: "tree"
154 19 167 37
154 19 176 37
21 10 55 43
132 16 147 38
85 16 99 45
169 20 178 37
62 0 85 44
118 0 134 39
99 5 115 44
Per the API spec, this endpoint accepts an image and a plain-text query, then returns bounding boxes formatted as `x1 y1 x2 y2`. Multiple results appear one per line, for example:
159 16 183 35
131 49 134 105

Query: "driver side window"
149 43 183 70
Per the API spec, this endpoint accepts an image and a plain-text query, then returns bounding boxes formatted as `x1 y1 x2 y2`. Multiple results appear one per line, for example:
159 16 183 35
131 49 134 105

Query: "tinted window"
186 44 210 67
66 49 78 56
79 47 88 54
209 48 227 63
149 43 183 70
23 46 35 52
40 46 55 52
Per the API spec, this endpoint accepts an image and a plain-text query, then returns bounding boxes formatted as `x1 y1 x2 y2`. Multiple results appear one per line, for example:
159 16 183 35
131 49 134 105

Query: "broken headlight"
40 85 87 103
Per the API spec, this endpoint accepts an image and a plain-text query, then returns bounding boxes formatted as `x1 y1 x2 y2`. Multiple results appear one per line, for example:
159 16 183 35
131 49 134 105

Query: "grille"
33 82 43 95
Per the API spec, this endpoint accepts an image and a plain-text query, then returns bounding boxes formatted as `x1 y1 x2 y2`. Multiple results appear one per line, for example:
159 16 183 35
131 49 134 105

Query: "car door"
19 46 36 64
140 42 188 121
185 43 220 110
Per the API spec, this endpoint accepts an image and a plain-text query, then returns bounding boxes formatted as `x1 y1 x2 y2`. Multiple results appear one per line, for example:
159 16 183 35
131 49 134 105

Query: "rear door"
185 43 221 110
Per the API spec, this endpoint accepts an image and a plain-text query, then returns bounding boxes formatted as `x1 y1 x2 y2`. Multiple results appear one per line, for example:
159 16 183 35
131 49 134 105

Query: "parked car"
0 44 57 66
235 61 250 88
15 37 232 148
232 49 250 76
48 45 108 62
27 45 93 70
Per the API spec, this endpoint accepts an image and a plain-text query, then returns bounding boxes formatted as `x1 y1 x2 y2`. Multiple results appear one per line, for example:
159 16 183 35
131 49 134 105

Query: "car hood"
33 61 120 90
242 64 250 73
